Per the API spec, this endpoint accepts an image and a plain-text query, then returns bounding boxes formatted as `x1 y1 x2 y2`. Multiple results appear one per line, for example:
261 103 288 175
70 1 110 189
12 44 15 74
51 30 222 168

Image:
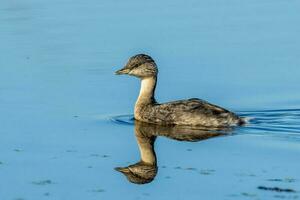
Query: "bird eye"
132 63 139 69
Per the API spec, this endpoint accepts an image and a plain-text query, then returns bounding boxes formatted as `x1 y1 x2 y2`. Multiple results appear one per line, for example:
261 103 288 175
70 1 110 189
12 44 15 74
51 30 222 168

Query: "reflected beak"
115 167 131 173
115 67 130 75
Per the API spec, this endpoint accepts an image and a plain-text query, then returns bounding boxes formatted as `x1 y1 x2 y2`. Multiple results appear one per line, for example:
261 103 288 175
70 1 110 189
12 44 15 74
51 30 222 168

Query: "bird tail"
237 117 252 125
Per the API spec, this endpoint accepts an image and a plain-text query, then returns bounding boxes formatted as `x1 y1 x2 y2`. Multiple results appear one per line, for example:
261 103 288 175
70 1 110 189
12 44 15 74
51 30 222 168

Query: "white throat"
136 77 156 105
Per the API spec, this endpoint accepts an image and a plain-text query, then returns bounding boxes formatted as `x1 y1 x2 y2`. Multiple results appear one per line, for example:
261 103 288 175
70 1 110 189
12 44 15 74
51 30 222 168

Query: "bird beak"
115 67 130 75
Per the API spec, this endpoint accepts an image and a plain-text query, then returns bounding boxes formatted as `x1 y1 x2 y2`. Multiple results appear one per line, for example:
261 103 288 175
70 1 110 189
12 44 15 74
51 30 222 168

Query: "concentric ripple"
110 114 134 125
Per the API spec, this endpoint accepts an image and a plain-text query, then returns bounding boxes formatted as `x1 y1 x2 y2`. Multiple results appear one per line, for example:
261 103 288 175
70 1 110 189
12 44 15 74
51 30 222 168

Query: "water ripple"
110 114 134 125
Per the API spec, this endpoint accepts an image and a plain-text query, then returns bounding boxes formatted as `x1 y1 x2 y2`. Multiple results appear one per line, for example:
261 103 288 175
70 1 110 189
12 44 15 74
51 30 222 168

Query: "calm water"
1 0 300 199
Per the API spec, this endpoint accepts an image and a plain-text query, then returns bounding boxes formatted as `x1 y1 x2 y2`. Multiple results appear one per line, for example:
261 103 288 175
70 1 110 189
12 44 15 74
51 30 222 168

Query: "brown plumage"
116 54 245 127
115 161 157 184
115 120 228 184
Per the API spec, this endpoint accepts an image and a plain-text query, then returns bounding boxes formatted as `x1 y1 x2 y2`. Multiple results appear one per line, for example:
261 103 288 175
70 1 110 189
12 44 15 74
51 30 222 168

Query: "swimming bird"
115 54 245 127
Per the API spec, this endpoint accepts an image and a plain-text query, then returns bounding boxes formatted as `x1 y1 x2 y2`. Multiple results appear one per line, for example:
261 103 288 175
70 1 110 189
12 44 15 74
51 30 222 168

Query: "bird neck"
135 128 157 165
136 76 157 106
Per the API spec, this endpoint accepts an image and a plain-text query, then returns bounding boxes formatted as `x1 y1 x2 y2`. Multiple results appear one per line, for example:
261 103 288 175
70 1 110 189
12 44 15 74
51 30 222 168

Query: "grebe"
115 54 245 127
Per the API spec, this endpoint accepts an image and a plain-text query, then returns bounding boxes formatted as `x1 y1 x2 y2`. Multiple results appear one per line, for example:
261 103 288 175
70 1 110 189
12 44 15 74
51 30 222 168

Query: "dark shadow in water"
115 120 232 184
257 186 296 193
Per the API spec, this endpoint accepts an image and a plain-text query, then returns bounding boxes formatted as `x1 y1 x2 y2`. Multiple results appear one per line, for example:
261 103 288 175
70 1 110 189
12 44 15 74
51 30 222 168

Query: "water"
1 0 300 199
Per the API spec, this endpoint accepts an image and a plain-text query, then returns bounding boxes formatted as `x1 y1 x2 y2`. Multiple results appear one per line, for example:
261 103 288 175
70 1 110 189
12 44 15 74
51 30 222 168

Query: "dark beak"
115 67 130 75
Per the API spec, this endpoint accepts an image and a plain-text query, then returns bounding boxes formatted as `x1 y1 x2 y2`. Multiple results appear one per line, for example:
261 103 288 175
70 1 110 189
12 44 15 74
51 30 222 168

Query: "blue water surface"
0 0 300 199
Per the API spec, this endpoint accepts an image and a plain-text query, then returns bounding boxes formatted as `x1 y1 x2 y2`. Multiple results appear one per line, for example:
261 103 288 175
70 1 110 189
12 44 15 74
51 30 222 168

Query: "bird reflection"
115 120 232 184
